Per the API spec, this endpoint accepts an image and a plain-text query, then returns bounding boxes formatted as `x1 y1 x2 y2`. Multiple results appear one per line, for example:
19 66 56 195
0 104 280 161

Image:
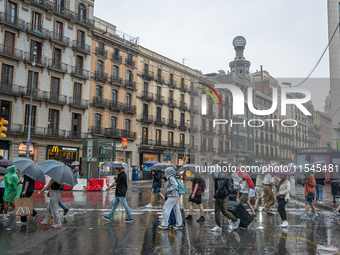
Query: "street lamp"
26 45 37 159
183 119 191 165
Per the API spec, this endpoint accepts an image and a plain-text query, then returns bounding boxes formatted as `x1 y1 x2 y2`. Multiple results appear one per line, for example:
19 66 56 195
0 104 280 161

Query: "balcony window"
180 113 185 127
4 31 15 54
180 134 185 148
156 129 161 145
125 119 130 133
76 55 84 71
126 93 131 108
7 1 17 23
96 85 102 101
71 113 81 136
55 21 63 39
169 73 174 85
30 40 42 62
169 110 173 124
127 53 133 64
50 77 60 101
1 64 14 90
24 104 36 128
169 90 174 101
77 30 85 45
110 116 116 130
48 109 60 135
52 47 62 68
113 48 120 60
181 77 185 88
157 86 161 98
157 68 162 80
27 70 39 95
112 65 118 78
97 60 103 72
143 103 148 118
78 4 86 22
144 63 149 74
142 127 148 144
55 0 64 12
73 82 82 105
111 90 117 104
94 114 101 133
156 107 161 121
0 100 11 123
168 132 173 146
126 70 132 81
98 42 104 52
32 11 42 32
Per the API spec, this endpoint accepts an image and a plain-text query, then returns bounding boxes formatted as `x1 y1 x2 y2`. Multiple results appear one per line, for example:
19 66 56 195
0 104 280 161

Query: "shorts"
151 187 161 194
239 193 249 203
249 188 256 198
188 194 202 205
305 194 314 204
255 186 264 199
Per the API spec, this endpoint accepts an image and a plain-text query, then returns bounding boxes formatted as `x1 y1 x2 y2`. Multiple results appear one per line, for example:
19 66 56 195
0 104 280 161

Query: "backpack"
175 177 188 195
201 179 206 192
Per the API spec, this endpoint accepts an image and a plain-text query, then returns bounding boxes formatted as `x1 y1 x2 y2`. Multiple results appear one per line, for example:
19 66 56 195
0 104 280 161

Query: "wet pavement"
1 177 340 255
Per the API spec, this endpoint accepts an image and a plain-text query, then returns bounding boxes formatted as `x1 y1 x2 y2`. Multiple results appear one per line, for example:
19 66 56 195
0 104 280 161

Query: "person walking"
0 174 4 213
314 170 325 204
158 167 183 230
298 173 319 220
185 175 205 222
16 174 38 225
276 174 291 227
262 173 275 214
102 167 133 223
211 166 240 232
38 178 62 229
58 186 69 216
145 169 165 207
0 166 21 220
237 177 256 217
254 173 264 210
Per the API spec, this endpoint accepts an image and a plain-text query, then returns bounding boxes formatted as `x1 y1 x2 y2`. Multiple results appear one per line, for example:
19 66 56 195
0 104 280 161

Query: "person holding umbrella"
0 167 6 213
237 175 256 217
276 174 291 227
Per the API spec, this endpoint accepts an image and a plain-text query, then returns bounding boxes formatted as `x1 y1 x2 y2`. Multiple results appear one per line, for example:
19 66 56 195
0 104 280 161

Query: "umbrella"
150 163 176 171
71 161 79 166
266 166 293 176
236 168 255 189
12 157 45 182
143 161 159 167
39 160 77 188
178 164 200 172
0 166 7 175
102 161 129 168
0 159 12 167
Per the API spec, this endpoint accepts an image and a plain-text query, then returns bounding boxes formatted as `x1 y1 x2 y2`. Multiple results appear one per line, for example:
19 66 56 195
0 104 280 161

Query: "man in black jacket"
211 165 240 232
145 170 165 207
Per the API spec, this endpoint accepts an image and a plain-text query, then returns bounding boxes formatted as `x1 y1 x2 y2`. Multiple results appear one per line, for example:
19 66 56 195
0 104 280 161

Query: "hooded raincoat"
3 165 22 203
165 167 179 197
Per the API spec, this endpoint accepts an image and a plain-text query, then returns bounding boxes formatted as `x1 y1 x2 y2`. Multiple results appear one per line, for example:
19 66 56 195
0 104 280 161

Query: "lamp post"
26 45 37 159
183 119 191 165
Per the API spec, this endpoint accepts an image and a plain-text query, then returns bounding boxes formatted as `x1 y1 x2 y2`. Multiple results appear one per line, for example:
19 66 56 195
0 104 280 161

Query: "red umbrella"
236 168 255 189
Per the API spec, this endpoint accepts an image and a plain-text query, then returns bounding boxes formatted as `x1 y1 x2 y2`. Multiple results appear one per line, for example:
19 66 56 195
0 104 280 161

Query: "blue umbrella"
12 157 45 182
143 161 159 167
39 160 77 187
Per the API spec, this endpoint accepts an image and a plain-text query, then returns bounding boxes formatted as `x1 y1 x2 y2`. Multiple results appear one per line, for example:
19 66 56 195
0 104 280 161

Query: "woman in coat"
276 174 291 227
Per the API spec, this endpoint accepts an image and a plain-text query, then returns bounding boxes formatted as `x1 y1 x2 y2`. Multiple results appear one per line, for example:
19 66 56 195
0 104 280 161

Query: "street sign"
163 152 172 161
28 139 31 145
87 140 93 162
122 137 127 149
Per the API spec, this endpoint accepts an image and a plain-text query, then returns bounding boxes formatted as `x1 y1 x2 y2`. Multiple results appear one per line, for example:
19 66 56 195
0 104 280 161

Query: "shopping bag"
14 197 33 216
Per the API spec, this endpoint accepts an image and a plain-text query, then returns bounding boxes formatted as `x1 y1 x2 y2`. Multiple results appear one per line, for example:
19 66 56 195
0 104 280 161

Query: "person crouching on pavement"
262 173 275 215
145 169 165 207
185 175 205 222
298 172 319 220
211 165 240 232
276 174 290 227
102 167 133 223
158 167 183 230
237 176 256 217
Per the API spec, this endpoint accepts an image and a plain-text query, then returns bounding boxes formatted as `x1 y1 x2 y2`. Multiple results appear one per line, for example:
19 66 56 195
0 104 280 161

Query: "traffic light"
0 117 8 139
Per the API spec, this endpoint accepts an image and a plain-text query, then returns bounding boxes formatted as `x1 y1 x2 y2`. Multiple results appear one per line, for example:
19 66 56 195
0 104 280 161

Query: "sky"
94 0 330 111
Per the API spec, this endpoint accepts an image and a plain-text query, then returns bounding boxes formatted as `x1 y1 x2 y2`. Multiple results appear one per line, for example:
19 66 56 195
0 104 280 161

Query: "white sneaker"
233 219 240 229
211 225 222 232
279 221 289 228
16 221 27 225
145 204 153 208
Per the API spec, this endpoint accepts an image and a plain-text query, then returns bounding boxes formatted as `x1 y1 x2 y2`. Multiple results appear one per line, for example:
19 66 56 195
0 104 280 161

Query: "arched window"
79 4 86 22
111 90 117 104
126 93 131 108
94 114 101 134
95 85 102 100
126 70 132 81
112 65 118 79
110 116 116 130
97 60 103 72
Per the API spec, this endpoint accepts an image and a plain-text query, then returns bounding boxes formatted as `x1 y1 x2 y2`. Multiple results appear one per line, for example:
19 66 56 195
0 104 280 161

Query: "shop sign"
62 147 78 151
51 146 59 153
122 137 127 149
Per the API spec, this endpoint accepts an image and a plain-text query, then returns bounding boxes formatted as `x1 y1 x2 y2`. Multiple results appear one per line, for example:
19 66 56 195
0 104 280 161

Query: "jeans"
58 190 66 210
21 191 38 222
277 198 288 221
108 196 132 220
315 184 323 201
215 197 236 227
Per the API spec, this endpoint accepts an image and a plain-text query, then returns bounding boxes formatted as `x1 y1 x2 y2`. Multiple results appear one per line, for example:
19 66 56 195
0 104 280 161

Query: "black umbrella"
150 163 176 171
12 157 45 182
0 166 7 175
40 160 77 187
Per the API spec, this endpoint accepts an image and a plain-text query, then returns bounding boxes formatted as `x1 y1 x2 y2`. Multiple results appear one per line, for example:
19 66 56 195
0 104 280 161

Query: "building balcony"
125 58 135 68
70 66 90 79
0 83 25 96
218 149 228 156
121 130 137 140
169 81 178 89
124 104 136 114
140 115 154 124
110 76 123 87
154 141 169 147
138 70 154 80
109 101 123 111
190 87 198 96
67 131 88 139
168 98 178 108
155 76 165 84
179 123 187 130
155 95 165 104
72 40 91 54
91 97 108 108
0 12 25 30
167 120 177 129
90 126 104 135
104 128 121 137
154 117 166 126
48 93 67 104
180 85 189 93
49 31 70 46
95 47 107 58
141 139 154 146
190 106 199 114
47 59 68 73
112 55 122 64
0 44 23 60
26 22 49 39
24 52 48 67
190 124 198 132
201 127 209 134
10 125 68 139
179 102 188 111
189 145 198 151
22 87 48 101
94 70 108 82
140 92 154 101
125 80 136 90
69 97 88 109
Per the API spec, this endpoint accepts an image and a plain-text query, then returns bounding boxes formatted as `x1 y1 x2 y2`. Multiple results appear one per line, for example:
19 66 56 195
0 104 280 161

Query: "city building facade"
0 0 94 164
319 111 332 147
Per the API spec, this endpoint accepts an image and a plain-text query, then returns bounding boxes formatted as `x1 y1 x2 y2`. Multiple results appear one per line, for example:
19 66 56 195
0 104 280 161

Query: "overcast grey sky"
94 0 330 110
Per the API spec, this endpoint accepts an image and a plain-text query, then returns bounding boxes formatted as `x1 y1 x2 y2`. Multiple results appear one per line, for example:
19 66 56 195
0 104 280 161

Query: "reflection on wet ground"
1 178 340 254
